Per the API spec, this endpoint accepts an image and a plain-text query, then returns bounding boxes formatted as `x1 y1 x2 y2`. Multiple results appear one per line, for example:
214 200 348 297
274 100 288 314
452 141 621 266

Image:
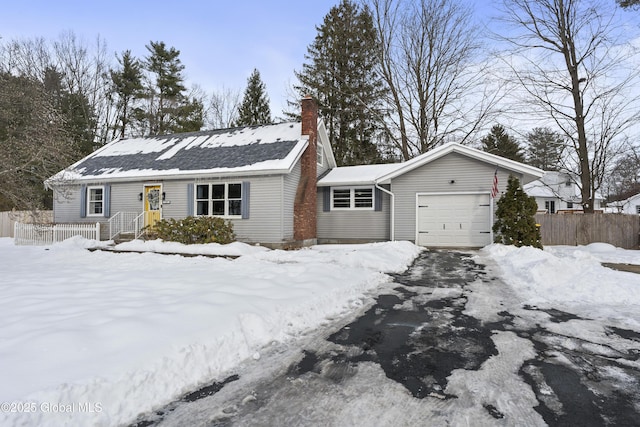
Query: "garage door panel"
417 194 491 248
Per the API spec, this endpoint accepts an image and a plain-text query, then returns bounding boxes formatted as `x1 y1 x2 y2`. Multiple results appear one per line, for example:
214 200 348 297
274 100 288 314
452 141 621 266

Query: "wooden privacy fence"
14 222 101 246
0 210 53 238
535 213 640 249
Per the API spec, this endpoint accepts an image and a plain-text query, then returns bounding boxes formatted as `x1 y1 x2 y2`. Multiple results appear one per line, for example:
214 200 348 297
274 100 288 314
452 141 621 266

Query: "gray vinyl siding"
317 146 330 177
391 152 519 242
53 185 91 223
52 173 294 244
282 162 301 240
317 188 390 242
230 175 286 244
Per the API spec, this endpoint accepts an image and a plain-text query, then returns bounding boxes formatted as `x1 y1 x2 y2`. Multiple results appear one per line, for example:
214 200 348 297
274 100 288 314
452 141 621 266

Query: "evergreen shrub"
146 216 235 245
493 175 543 249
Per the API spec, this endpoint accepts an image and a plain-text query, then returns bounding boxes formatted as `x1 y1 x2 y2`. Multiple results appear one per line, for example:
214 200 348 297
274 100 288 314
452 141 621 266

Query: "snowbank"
482 243 640 324
0 238 421 427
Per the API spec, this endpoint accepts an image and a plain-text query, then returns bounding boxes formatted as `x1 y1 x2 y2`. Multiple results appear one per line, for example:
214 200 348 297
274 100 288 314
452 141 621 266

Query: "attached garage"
317 143 544 248
416 193 492 248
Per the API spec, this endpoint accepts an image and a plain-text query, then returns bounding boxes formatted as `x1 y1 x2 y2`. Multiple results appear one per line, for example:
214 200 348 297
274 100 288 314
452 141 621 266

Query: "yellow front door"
144 185 162 228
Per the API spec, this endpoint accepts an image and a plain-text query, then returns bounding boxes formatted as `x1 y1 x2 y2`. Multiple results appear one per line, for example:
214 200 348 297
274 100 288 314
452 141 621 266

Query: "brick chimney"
293 96 318 244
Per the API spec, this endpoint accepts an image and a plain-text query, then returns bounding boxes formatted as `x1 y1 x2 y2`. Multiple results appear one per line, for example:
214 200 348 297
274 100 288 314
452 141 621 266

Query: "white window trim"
86 185 104 217
331 186 374 211
195 182 243 218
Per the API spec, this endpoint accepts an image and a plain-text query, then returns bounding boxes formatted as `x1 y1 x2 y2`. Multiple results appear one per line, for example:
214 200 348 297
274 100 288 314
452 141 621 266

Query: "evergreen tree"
294 0 386 166
110 50 144 139
140 41 203 135
493 175 542 249
525 127 565 171
235 69 271 126
481 125 524 162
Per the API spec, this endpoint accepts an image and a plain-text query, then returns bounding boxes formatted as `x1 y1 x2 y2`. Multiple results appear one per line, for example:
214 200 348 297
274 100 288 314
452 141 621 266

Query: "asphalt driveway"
131 250 640 426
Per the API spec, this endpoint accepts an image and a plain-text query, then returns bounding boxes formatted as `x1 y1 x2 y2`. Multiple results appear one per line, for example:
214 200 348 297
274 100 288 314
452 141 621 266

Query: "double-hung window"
87 186 104 216
196 183 242 217
332 187 374 210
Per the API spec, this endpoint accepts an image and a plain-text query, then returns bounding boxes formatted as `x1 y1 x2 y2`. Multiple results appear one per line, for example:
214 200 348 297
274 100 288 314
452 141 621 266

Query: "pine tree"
294 0 386 166
140 41 203 135
235 69 272 126
481 125 524 162
110 50 143 139
525 127 564 171
493 175 542 249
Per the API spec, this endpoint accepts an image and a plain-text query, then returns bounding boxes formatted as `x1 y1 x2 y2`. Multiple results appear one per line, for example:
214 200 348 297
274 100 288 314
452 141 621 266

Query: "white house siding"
390 153 519 242
316 191 391 242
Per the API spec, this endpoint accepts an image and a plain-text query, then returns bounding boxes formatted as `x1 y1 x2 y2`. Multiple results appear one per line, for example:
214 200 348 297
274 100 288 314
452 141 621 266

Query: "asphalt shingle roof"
55 122 306 182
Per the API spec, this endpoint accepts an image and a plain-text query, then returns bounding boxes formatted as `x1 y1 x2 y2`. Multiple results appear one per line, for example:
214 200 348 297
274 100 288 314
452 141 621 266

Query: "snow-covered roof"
318 143 544 187
317 163 403 187
524 171 605 201
48 122 310 183
523 181 557 198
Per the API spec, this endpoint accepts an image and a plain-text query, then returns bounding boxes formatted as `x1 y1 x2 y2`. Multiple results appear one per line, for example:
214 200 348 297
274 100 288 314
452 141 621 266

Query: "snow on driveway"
0 238 421 427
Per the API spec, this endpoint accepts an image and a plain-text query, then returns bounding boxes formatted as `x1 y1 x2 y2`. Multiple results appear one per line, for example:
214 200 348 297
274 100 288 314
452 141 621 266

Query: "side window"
332 189 351 208
317 144 324 167
196 184 209 215
87 186 104 216
331 187 374 210
545 200 556 214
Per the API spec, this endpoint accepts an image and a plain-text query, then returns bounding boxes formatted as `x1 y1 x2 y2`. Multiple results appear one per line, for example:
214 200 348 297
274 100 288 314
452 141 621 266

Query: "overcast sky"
1 1 638 119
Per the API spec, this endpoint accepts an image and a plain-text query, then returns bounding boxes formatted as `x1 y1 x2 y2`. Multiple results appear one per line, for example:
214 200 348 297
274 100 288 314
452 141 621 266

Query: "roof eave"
376 143 544 184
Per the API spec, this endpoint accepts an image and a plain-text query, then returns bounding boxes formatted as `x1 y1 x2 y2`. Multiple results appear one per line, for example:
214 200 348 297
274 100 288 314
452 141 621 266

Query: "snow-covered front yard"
1 237 640 426
0 238 421 426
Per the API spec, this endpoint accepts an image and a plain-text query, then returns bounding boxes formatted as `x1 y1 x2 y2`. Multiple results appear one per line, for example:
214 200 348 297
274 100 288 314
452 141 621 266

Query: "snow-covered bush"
146 216 235 245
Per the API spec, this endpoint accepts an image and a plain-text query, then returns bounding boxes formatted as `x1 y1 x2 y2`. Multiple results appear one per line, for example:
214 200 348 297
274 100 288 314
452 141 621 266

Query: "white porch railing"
14 222 101 246
108 212 143 240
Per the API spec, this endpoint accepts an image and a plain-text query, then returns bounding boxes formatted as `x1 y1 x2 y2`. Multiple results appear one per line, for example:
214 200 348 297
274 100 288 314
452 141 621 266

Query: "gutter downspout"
375 183 395 241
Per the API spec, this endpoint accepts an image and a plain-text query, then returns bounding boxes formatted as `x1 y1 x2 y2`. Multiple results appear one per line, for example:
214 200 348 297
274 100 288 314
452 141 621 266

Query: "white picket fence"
14 222 101 246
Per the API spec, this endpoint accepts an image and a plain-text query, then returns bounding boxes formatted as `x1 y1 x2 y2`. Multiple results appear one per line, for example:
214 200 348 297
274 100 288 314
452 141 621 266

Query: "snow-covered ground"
483 243 640 329
0 237 421 427
1 238 640 426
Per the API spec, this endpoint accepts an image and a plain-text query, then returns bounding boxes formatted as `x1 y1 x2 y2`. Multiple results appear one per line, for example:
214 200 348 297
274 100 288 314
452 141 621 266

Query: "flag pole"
490 166 498 244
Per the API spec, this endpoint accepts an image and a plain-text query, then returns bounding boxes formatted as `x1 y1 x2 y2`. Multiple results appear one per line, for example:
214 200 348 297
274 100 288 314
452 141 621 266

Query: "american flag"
491 168 499 199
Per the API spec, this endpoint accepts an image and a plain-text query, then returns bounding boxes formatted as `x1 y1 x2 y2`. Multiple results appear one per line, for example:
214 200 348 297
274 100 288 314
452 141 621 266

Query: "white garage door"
417 193 492 248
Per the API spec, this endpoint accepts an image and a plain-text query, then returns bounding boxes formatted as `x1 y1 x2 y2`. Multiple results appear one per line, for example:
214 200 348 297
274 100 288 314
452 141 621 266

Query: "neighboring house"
46 97 336 248
317 144 543 248
524 171 604 213
47 98 544 249
609 193 640 215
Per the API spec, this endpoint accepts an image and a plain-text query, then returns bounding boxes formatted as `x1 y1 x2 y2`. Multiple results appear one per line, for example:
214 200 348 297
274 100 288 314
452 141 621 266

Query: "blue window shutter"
241 181 250 219
323 187 331 212
80 185 87 218
374 187 383 211
103 185 111 217
187 184 194 216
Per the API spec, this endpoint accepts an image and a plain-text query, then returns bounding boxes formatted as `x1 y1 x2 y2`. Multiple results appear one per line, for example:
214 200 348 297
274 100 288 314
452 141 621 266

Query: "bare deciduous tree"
0 74 74 210
205 86 241 129
496 0 640 212
1 33 116 150
366 0 498 160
